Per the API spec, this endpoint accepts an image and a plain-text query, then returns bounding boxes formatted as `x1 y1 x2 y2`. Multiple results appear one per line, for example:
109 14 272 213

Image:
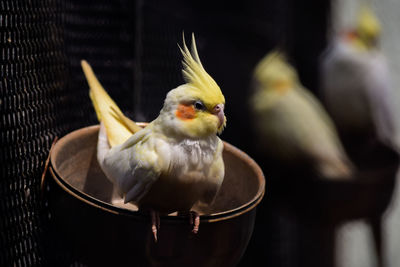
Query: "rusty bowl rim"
49 125 265 223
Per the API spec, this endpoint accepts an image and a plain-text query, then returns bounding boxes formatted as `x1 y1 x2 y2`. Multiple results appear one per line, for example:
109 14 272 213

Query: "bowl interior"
51 125 265 217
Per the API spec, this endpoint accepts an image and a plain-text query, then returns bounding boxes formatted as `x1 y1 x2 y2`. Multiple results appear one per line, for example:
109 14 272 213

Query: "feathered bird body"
321 6 397 147
82 34 226 217
251 52 353 179
97 89 224 213
132 135 221 213
321 41 370 133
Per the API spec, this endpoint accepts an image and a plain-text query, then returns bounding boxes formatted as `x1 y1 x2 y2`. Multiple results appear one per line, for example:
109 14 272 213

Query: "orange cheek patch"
344 31 357 41
176 104 196 120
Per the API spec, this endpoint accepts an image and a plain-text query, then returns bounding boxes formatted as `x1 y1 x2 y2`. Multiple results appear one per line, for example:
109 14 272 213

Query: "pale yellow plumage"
81 34 226 239
356 6 381 47
347 5 381 51
81 60 141 147
179 35 225 109
253 51 300 90
251 50 353 179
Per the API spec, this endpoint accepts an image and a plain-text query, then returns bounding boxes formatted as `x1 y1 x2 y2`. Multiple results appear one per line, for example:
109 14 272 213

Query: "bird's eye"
194 101 206 111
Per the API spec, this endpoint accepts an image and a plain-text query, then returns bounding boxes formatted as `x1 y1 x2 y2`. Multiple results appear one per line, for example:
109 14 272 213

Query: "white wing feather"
98 123 171 204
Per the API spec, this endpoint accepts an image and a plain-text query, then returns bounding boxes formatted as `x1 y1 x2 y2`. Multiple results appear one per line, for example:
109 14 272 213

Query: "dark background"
0 0 351 266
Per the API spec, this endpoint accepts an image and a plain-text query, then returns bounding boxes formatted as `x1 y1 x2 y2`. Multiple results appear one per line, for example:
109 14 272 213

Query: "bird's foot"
189 211 200 234
151 210 160 242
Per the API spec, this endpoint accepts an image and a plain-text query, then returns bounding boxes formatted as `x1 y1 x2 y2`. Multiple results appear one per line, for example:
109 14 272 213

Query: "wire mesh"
0 0 68 266
0 0 135 265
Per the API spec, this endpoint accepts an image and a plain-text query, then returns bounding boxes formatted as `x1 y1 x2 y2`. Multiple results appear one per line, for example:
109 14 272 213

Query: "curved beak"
213 104 225 129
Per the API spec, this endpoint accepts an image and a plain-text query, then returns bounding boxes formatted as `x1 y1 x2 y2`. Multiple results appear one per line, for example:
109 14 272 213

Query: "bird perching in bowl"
320 5 398 151
81 34 226 241
249 51 354 180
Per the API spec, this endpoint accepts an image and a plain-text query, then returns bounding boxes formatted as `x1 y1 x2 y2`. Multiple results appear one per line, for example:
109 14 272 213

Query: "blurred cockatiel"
250 51 354 179
81 34 226 241
320 6 398 149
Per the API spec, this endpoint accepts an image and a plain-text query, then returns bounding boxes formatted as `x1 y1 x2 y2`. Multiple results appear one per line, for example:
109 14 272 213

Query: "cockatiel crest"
253 51 300 92
180 35 225 107
346 5 381 50
356 6 381 46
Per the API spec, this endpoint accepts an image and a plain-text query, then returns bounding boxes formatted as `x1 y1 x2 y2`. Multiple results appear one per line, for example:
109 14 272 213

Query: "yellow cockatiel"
81 34 226 241
250 51 354 179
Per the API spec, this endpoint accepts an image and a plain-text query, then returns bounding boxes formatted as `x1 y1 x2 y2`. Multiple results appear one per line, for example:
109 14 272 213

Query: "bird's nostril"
214 104 224 113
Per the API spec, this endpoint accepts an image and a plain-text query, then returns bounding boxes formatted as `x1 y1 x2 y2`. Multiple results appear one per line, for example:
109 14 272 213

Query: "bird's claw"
190 211 200 234
151 210 160 242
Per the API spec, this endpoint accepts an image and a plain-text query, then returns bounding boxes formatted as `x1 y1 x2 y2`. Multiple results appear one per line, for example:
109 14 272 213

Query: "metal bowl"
46 125 265 266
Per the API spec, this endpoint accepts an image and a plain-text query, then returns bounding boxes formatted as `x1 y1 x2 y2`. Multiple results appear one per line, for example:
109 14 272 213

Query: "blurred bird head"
346 6 381 50
357 6 381 48
253 50 300 93
160 33 226 139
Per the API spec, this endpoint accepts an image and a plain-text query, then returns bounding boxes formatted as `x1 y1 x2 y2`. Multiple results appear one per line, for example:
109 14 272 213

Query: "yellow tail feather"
81 60 142 147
